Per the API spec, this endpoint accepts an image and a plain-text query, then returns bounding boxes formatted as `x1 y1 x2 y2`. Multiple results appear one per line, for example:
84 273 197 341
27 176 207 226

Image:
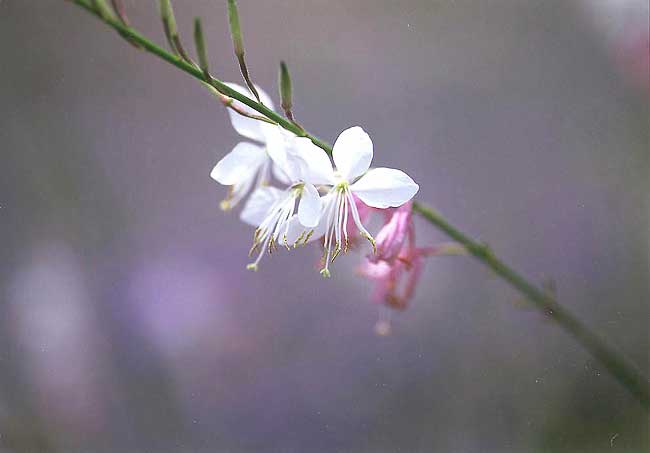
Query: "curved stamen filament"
319 186 375 277
346 189 375 253
247 188 300 270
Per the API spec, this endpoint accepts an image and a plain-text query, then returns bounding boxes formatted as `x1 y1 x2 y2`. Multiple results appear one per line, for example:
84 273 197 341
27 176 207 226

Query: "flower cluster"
210 84 420 278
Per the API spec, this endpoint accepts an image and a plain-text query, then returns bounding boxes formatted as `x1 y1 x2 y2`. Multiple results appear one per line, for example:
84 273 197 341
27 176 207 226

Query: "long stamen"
247 231 272 271
331 189 345 263
346 189 376 253
246 190 297 270
319 194 337 278
342 191 350 253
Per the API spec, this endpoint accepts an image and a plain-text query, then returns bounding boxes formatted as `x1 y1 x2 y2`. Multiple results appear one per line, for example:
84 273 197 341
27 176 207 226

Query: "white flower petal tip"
351 168 419 208
246 263 259 272
297 184 322 228
332 126 373 181
211 142 266 186
320 268 331 278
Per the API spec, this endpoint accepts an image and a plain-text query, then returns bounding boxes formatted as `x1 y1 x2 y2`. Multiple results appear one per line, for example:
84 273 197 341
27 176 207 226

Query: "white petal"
264 126 301 181
350 167 419 208
272 160 292 185
291 138 335 185
307 192 335 240
239 186 284 226
332 126 373 181
224 83 274 142
210 142 266 186
297 183 322 227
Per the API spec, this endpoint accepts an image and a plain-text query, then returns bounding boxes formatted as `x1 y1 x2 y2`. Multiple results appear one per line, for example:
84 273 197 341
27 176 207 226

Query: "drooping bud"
193 17 209 77
371 202 413 263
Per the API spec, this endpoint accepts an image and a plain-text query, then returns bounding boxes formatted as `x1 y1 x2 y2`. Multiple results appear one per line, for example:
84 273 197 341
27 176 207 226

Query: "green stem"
70 0 649 409
70 0 332 154
412 202 649 408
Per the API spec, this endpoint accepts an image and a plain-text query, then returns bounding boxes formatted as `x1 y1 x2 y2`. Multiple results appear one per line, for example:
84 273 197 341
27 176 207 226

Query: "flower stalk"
68 0 649 409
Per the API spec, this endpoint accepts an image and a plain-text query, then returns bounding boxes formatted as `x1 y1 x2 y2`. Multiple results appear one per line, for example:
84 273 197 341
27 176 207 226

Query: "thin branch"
70 0 329 151
412 201 649 408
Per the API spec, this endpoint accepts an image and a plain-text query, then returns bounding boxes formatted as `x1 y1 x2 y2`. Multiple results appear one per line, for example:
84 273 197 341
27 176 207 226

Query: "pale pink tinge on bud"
371 200 413 264
359 244 429 310
358 199 465 310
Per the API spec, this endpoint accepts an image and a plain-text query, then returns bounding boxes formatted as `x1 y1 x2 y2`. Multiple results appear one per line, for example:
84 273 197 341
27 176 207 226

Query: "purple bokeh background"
1 1 648 452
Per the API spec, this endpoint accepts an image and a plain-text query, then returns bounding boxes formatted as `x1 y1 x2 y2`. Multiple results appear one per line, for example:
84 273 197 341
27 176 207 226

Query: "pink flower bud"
371 201 413 263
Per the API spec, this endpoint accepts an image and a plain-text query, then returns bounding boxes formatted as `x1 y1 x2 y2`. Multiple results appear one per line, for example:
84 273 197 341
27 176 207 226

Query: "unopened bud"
193 17 209 76
279 61 292 113
227 0 244 57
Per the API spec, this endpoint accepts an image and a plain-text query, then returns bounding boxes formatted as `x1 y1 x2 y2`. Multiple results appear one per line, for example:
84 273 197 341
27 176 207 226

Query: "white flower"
238 136 331 271
209 83 291 210
302 126 420 277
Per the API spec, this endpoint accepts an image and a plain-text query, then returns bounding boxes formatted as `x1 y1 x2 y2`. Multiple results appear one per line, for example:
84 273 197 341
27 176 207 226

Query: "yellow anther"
362 233 377 254
253 228 260 241
246 263 258 272
320 268 331 278
330 242 341 263
294 231 306 248
220 199 231 211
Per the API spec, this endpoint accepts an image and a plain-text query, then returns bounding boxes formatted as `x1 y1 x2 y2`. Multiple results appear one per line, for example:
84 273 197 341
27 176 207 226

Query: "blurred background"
0 1 648 452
